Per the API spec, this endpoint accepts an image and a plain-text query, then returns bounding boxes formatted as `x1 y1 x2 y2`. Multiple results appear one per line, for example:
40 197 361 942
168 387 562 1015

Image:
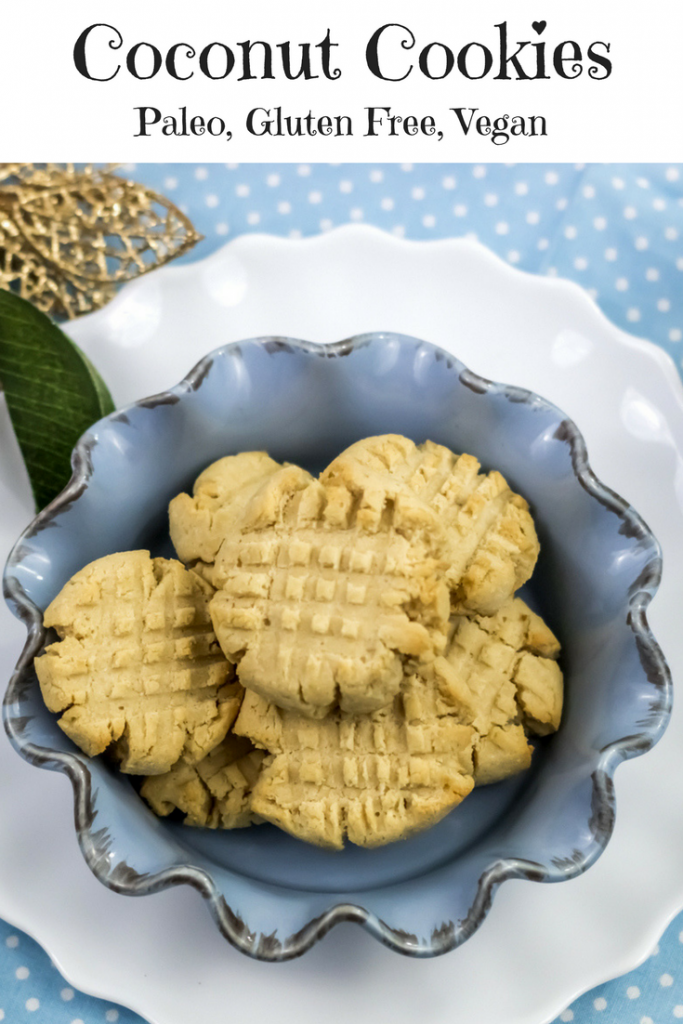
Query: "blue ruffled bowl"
3 333 671 959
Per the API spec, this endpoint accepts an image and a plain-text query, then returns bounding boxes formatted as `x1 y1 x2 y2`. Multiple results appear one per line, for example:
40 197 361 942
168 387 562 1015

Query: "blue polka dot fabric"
1 162 682 1023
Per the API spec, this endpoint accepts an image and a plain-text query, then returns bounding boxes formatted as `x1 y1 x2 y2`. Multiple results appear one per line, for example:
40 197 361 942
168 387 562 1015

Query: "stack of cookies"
35 436 563 849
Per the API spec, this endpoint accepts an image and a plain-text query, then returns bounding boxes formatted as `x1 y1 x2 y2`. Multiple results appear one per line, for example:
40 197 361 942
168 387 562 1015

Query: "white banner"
2 0 681 161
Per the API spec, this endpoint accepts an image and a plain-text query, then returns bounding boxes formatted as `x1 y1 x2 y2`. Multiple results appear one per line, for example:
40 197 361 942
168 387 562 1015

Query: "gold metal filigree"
0 164 202 318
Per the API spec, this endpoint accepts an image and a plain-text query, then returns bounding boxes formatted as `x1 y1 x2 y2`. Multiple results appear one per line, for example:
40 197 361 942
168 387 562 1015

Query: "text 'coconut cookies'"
36 435 563 849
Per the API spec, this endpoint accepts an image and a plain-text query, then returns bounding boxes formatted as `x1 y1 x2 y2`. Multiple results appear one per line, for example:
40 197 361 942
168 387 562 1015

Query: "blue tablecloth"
2 162 682 1024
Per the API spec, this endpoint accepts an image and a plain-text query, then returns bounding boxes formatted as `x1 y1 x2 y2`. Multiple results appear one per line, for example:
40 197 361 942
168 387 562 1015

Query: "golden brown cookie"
234 596 563 847
433 597 563 785
234 683 476 850
35 551 241 774
169 452 309 586
209 464 450 719
141 732 266 828
321 435 540 616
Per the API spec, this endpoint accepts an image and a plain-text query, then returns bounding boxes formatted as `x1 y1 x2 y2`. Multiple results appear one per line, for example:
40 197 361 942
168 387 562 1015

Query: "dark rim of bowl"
2 333 673 961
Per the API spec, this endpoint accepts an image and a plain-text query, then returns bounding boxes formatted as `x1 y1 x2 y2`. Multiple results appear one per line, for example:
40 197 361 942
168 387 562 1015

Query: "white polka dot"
652 942 661 955
575 163 586 170
583 185 596 199
369 169 383 184
495 222 509 235
593 216 607 230
556 198 568 211
464 231 479 242
605 248 618 261
442 175 456 190
105 1011 120 1023
411 187 425 200
25 998 39 1012
392 225 406 237
612 176 625 190
288 229 302 239
665 227 679 241
5 936 18 948
235 184 250 198
224 163 238 170
627 308 641 322
624 206 637 219
658 298 671 312
339 180 353 194
473 165 486 179
637 176 650 189
660 972 674 986
514 182 528 196
215 222 229 236
453 204 468 217
545 171 559 185
378 197 394 212
308 191 322 204
277 201 291 215
319 219 333 232
484 193 498 207
422 214 436 228
246 211 260 226
593 997 607 1011
507 251 520 263
163 177 178 191
194 167 209 181
616 277 629 291
15 966 29 979
564 225 577 239
266 173 280 187
670 329 682 342
297 164 311 176
559 1011 574 1022
546 267 558 277
526 211 540 225
646 267 660 281
71 1019 85 1024
61 988 75 1001
350 208 364 221
635 236 649 250
640 1018 654 1024
0 1010 5 1020
537 238 549 250
673 1004 683 1017
205 194 219 208
677 258 683 271
653 198 667 211
666 167 680 181
574 257 588 270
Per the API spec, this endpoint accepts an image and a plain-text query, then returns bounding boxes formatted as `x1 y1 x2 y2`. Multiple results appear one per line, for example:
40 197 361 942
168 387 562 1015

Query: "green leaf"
0 290 115 511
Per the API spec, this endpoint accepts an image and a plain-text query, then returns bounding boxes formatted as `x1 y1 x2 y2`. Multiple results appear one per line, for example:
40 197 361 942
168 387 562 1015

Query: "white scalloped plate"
2 225 683 1024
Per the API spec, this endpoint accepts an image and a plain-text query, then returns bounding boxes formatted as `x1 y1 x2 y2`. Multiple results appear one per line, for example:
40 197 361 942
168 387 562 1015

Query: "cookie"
209 464 450 719
321 435 540 616
35 551 241 774
433 597 563 784
234 597 563 847
169 452 310 586
234 684 475 850
141 732 266 828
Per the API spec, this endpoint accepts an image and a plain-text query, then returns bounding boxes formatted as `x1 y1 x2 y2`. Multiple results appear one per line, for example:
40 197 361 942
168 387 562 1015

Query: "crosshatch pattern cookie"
35 551 241 774
436 597 563 785
235 685 476 850
321 435 540 616
168 452 311 587
209 465 451 719
234 596 563 848
141 732 266 828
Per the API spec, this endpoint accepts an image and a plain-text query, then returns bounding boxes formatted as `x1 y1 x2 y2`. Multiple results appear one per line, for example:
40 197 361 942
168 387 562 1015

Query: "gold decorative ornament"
0 164 202 318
